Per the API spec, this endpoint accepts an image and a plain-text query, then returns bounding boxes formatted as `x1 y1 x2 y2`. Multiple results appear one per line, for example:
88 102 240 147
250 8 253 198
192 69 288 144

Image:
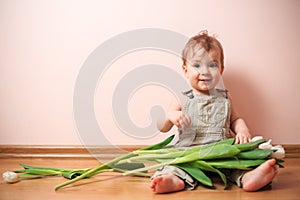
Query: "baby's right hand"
168 111 191 131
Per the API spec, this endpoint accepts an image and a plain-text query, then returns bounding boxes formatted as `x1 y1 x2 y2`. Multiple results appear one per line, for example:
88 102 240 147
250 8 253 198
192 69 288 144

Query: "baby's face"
183 49 223 94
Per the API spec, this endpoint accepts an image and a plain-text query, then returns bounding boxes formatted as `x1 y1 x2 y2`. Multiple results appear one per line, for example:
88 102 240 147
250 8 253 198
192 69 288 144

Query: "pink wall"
1 0 300 145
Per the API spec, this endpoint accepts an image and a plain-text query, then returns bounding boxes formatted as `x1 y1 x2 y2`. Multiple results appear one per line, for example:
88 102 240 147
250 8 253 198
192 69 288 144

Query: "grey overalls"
152 89 244 189
175 89 232 147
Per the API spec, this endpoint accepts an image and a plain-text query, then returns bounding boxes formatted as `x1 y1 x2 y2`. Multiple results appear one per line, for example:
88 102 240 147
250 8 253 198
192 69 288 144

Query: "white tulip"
271 145 285 159
2 171 19 183
258 139 273 150
251 136 264 142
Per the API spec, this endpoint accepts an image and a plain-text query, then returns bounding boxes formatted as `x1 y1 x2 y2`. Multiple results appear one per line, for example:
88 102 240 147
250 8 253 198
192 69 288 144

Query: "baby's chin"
197 84 214 91
193 88 210 95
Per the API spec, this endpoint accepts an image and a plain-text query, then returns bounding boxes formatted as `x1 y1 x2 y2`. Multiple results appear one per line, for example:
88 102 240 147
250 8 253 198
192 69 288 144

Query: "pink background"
1 0 300 145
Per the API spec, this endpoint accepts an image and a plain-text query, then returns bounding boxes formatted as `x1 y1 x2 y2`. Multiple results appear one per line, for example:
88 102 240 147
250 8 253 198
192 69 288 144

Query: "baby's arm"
231 118 251 144
229 94 252 144
158 98 191 132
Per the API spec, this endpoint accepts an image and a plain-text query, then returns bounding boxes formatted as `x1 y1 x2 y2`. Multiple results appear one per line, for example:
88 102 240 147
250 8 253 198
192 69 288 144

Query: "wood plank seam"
0 145 299 159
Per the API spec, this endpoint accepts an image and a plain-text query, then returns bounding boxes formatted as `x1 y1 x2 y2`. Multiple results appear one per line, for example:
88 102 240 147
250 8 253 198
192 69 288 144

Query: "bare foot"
242 159 278 192
150 174 185 194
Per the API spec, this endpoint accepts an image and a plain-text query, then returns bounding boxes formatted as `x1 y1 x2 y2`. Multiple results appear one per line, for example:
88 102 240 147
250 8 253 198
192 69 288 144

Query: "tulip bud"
271 145 285 159
251 136 264 142
258 139 272 150
2 171 19 183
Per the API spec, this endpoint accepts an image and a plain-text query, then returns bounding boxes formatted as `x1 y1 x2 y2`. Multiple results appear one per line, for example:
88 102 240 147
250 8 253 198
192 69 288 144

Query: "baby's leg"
150 174 185 194
242 159 278 192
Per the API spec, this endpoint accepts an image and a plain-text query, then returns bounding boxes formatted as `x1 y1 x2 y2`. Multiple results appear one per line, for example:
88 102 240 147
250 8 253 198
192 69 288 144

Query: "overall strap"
182 88 228 99
216 88 229 99
182 89 194 99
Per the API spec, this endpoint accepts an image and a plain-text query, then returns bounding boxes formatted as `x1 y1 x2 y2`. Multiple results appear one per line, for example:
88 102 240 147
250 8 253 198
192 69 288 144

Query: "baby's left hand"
235 132 251 144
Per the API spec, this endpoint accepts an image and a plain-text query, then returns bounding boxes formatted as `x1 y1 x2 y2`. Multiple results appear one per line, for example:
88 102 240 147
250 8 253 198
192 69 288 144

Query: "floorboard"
0 158 299 200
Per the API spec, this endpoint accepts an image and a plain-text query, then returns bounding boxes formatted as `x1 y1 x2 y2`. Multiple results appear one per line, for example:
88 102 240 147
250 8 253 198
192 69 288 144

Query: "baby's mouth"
199 78 212 82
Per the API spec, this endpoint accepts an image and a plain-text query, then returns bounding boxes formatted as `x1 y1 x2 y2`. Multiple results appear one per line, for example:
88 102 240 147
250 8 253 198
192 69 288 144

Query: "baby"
150 31 278 193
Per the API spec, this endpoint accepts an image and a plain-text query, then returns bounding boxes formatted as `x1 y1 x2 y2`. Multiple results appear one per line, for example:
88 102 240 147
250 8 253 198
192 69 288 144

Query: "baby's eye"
193 63 200 68
209 63 217 68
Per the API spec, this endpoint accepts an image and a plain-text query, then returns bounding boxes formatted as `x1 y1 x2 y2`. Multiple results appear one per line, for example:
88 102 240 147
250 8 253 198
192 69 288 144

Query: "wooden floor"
0 158 299 200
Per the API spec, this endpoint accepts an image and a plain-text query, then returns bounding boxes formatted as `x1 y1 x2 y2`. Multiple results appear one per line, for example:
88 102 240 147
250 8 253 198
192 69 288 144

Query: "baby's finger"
239 135 250 144
234 136 240 144
179 117 187 130
183 114 191 126
247 137 251 143
180 114 191 131
174 120 181 128
243 137 249 144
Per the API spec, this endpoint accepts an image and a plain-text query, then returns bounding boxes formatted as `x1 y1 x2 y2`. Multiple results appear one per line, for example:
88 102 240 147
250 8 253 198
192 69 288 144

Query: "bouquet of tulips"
3 135 285 190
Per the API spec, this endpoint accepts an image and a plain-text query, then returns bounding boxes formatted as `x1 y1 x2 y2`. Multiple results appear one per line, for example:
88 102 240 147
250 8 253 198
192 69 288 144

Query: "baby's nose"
197 65 210 74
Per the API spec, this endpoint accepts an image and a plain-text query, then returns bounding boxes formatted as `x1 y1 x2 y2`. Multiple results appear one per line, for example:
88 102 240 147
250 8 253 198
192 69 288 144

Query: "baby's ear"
182 65 189 78
220 66 224 74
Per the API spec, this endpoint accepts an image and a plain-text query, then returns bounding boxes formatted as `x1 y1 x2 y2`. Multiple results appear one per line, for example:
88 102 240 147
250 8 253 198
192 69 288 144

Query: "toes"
268 158 276 166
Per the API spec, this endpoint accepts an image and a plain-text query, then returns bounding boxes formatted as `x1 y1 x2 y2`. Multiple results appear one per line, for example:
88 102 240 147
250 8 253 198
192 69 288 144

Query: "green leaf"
141 135 175 150
233 139 266 151
55 135 175 190
61 170 87 179
213 138 235 145
18 174 44 179
275 159 285 168
119 152 184 164
111 163 145 171
175 163 213 187
133 148 180 155
21 168 61 176
172 144 240 164
192 160 228 189
19 164 70 172
237 148 273 160
206 159 266 169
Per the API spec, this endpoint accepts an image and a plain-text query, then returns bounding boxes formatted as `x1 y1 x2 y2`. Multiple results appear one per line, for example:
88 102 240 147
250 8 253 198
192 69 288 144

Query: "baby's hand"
168 111 191 131
235 132 252 144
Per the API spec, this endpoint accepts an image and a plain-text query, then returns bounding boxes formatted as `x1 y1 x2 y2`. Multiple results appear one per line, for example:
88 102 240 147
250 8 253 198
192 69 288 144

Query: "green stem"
123 160 173 176
55 152 134 190
55 134 175 190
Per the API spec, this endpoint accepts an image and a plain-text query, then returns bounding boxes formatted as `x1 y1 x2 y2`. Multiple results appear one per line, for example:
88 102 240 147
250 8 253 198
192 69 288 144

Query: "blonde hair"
182 30 224 69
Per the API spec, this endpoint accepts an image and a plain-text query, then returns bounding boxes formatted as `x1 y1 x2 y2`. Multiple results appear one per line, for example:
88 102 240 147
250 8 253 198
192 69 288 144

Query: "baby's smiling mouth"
199 78 212 82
